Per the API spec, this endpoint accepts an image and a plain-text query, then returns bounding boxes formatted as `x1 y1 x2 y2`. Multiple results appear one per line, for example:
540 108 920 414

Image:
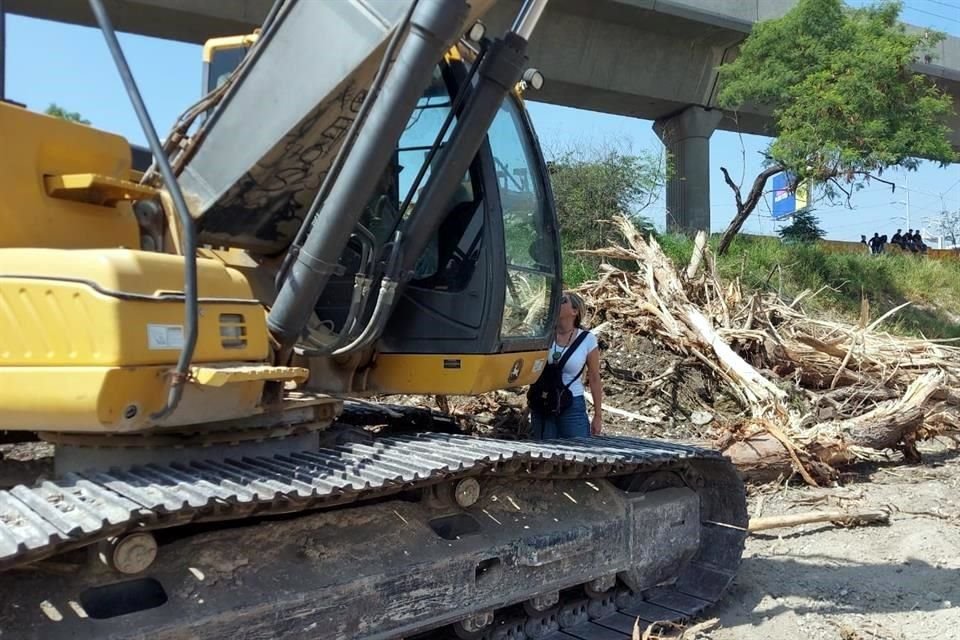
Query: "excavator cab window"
358 64 485 292
488 98 555 339
374 57 560 355
364 66 484 289
202 35 259 96
319 63 487 340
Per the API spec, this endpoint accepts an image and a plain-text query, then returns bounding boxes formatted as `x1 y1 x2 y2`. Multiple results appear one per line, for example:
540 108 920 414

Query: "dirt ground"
687 440 960 640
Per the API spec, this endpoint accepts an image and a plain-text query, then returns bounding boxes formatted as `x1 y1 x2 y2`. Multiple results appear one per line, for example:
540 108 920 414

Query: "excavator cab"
323 58 561 394
202 36 562 395
202 34 260 95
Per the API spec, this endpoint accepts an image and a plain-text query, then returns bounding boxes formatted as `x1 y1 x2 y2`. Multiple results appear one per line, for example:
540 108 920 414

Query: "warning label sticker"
147 324 185 350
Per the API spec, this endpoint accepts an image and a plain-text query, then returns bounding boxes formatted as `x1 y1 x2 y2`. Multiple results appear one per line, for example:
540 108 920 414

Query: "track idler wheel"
97 532 158 575
453 610 494 639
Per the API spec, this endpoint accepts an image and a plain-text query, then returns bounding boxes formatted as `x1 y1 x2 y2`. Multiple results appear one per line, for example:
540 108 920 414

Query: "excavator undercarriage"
0 421 747 639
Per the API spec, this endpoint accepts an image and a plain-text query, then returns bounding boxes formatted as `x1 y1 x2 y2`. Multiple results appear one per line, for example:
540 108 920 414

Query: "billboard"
771 172 809 220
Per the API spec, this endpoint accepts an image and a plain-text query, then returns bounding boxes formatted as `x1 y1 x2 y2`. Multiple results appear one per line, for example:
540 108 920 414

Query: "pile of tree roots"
577 216 960 485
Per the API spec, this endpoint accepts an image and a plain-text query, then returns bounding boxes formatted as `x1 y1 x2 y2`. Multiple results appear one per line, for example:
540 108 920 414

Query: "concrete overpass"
9 0 960 232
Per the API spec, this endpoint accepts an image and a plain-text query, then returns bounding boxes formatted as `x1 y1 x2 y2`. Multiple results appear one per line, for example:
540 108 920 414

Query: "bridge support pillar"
654 106 722 234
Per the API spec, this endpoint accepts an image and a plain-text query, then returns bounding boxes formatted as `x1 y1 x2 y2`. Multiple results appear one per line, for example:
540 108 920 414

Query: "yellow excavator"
0 1 747 637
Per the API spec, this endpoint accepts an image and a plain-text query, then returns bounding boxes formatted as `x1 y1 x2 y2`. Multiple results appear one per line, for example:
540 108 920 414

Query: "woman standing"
528 292 603 439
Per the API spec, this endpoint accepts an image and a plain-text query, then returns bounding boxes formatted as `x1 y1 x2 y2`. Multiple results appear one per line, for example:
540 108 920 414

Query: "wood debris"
584 389 661 423
748 509 890 532
577 216 960 484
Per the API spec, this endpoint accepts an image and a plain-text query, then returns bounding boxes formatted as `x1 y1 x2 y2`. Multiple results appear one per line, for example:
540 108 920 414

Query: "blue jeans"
530 394 590 440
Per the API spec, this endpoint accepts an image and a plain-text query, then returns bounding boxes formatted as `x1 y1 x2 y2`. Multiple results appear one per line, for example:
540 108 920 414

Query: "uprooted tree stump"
723 372 941 482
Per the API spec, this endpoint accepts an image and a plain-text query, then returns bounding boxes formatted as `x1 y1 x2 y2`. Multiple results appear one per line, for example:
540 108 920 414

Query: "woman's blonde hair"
566 291 587 328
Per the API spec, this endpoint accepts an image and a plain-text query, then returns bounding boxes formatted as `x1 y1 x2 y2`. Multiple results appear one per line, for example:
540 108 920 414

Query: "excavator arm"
180 0 552 357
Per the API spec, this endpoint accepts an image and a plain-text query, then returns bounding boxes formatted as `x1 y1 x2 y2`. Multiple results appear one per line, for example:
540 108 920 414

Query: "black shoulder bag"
526 330 590 417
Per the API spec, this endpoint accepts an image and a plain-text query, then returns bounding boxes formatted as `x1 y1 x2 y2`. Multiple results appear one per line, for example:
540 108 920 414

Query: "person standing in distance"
528 292 603 439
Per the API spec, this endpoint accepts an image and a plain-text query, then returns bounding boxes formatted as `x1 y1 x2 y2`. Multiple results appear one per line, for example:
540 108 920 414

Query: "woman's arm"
586 347 602 435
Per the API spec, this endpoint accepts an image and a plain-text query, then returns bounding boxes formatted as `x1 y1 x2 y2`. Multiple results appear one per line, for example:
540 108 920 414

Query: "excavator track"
419 581 706 639
0 433 747 639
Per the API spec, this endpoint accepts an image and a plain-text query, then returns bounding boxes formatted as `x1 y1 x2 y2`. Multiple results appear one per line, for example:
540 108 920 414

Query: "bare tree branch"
717 165 783 256
732 113 748 188
829 177 854 207
720 166 744 210
865 173 898 190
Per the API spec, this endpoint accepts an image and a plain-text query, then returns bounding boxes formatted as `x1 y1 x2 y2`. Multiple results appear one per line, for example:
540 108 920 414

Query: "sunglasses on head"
560 295 569 304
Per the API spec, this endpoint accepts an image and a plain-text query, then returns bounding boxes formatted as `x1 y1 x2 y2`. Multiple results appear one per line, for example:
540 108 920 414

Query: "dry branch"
577 215 960 483
748 509 889 532
584 390 661 424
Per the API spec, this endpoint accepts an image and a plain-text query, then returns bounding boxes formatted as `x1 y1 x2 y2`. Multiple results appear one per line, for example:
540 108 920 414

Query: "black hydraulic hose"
353 224 377 276
296 273 371 357
294 226 373 356
259 0 286 37
88 0 198 421
274 0 421 291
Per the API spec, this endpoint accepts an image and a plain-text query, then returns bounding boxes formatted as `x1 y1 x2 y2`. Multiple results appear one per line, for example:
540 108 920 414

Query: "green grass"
562 250 599 288
561 248 640 288
658 233 960 339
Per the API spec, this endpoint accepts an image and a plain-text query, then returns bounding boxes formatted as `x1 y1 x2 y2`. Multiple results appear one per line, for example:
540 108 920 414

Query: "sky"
4 1 960 244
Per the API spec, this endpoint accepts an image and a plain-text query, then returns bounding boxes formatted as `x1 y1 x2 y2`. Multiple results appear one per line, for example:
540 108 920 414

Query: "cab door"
366 88 562 395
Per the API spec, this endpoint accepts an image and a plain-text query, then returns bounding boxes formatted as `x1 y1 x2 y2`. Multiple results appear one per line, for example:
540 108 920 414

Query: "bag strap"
556 330 590 390
556 329 589 369
562 362 588 391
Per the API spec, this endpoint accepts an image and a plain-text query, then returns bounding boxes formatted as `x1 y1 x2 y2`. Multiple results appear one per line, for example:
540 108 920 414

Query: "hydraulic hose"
89 0 199 421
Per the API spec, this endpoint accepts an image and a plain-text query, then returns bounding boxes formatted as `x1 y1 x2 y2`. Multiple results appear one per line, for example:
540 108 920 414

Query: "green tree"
778 209 826 244
44 103 90 125
715 0 956 256
547 143 666 283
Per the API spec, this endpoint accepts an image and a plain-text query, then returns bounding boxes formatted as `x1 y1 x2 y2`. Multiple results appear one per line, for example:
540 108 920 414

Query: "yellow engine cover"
0 249 270 432
0 102 141 249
